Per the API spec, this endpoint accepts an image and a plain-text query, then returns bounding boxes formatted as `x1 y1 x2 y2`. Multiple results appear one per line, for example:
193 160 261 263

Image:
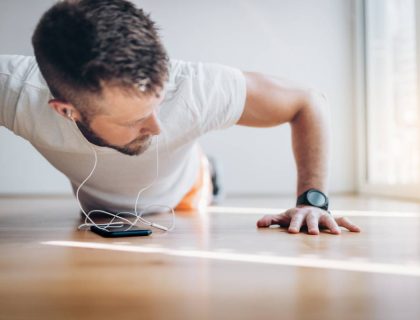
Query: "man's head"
32 0 169 156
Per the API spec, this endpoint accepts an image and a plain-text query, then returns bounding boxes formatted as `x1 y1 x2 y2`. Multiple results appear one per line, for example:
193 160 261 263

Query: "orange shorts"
174 153 213 211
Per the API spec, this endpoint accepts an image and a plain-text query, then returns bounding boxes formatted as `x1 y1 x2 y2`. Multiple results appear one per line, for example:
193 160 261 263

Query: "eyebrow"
125 116 147 125
123 107 157 125
122 95 164 125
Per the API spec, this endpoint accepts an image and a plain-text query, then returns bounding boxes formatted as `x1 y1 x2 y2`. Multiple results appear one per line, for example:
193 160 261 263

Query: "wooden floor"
0 195 420 320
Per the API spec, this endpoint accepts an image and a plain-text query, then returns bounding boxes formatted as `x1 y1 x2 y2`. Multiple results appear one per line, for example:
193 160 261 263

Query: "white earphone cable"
68 118 175 232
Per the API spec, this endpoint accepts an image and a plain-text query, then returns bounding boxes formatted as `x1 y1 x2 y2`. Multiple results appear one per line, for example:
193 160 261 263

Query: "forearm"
290 91 331 197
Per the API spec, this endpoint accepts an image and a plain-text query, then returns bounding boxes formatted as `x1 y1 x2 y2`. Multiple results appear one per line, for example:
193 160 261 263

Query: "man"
0 0 360 235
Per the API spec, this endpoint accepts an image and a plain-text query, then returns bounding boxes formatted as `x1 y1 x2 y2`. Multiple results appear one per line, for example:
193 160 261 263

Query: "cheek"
96 125 140 145
112 128 141 144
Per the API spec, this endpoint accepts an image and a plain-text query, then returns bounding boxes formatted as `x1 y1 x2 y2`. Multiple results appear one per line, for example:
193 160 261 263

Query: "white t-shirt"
0 55 246 212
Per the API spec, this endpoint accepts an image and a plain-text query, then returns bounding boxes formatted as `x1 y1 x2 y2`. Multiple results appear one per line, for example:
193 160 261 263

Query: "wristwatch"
296 188 329 211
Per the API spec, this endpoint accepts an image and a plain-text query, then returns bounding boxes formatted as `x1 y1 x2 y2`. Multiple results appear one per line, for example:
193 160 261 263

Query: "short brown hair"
32 0 169 117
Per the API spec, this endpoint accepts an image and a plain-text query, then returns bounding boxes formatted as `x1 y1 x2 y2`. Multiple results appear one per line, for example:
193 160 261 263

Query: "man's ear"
48 99 80 121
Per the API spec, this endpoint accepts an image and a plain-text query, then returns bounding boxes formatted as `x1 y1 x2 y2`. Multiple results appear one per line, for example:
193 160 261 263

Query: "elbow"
307 89 329 114
292 90 329 124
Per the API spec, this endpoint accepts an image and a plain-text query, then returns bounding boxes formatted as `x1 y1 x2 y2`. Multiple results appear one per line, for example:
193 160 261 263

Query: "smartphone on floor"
90 224 152 238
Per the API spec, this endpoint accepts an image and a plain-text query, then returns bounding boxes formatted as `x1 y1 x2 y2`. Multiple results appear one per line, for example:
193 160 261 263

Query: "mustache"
127 134 151 145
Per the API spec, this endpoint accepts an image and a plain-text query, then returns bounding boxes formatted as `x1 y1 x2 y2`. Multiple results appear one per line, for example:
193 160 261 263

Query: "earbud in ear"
66 109 73 120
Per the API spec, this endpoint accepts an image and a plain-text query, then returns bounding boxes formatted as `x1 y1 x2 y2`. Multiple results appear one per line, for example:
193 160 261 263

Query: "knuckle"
294 211 304 218
299 208 312 217
336 216 346 224
307 211 319 219
306 217 317 226
320 210 330 217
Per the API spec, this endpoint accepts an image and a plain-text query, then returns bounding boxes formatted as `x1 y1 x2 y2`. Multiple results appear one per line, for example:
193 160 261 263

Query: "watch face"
307 190 327 207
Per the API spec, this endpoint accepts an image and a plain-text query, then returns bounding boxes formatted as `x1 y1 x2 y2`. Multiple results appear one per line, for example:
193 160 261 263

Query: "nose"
142 111 161 136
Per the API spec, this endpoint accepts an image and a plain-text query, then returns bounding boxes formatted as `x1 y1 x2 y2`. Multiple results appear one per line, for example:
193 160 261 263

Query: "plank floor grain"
0 195 419 320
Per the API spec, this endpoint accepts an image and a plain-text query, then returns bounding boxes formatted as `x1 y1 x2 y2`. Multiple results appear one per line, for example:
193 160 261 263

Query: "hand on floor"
256 206 361 235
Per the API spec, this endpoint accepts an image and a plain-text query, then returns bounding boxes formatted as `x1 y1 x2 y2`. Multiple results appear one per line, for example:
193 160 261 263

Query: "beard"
75 119 152 156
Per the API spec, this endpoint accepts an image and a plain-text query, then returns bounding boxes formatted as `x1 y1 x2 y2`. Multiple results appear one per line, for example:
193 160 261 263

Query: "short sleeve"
192 62 247 134
0 55 56 142
0 73 18 130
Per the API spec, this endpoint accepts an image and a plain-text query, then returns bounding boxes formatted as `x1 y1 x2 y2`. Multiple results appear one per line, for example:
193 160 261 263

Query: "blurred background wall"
0 0 355 196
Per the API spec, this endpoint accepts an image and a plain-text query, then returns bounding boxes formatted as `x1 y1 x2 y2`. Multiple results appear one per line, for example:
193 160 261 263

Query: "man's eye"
123 119 143 127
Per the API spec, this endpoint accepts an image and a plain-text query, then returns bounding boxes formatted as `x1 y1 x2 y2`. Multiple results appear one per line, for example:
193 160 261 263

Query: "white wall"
0 0 356 196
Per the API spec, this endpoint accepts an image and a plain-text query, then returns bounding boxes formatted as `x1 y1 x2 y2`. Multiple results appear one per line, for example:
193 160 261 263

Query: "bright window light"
365 0 420 185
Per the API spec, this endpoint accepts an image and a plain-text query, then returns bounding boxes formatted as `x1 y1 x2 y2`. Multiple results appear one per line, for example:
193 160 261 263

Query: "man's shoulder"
0 54 55 140
168 58 239 80
0 55 35 78
0 54 50 91
0 54 34 71
168 59 194 78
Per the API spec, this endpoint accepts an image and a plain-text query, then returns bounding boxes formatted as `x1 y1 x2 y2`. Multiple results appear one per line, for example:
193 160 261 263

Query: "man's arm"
290 90 330 196
238 71 360 235
238 72 330 195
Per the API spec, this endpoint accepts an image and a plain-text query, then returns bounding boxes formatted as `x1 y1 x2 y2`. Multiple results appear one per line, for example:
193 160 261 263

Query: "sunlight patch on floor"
42 240 420 277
